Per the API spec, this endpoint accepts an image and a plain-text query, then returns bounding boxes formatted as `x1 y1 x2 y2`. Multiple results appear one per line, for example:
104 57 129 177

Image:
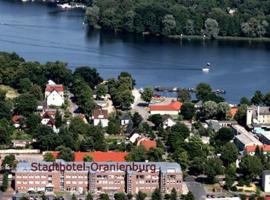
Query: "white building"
45 80 64 107
247 106 270 126
92 109 109 127
262 170 270 192
162 115 176 129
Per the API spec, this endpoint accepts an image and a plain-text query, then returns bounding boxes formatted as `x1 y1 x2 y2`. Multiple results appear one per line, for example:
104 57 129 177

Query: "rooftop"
149 100 182 111
45 84 64 93
92 109 108 119
74 151 128 162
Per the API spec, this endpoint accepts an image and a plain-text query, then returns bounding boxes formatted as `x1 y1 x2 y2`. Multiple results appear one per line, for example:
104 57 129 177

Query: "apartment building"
247 106 270 126
15 161 182 196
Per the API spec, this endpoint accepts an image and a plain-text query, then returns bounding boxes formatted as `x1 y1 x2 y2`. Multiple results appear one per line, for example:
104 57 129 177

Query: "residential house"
12 140 32 148
149 100 182 115
120 113 131 126
247 106 270 126
45 80 64 107
162 115 176 129
92 109 109 127
244 145 270 156
137 138 157 150
41 110 59 133
129 133 141 144
12 115 25 129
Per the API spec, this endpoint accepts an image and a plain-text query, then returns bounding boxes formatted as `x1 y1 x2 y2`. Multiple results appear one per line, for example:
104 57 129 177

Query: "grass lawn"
0 84 19 99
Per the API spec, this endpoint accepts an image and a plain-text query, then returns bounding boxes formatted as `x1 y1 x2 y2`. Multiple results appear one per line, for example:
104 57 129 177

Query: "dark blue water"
0 0 270 103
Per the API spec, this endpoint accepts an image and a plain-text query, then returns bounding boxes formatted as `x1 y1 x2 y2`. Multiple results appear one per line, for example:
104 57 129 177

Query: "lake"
0 0 270 103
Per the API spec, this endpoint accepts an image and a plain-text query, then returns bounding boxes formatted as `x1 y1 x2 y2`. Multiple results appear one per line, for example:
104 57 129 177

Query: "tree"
181 102 195 120
204 18 219 39
177 89 191 103
196 83 212 101
220 143 238 166
43 152 55 162
14 93 38 116
151 188 161 200
224 165 236 190
136 191 147 200
148 114 163 128
86 193 93 200
183 192 195 200
86 6 100 28
217 102 230 120
84 155 93 162
107 116 121 135
146 148 164 162
55 109 62 128
162 15 176 36
184 19 195 35
18 78 32 93
0 101 11 120
264 92 270 106
239 156 263 182
204 157 224 183
2 154 16 169
114 192 127 200
234 104 247 126
132 112 143 127
57 146 74 162
214 127 234 145
170 188 177 200
99 193 110 200
126 146 146 162
172 148 189 170
251 90 264 105
141 87 153 103
202 101 218 119
96 84 107 99
72 194 77 200
123 10 135 32
1 172 8 192
26 114 41 132
240 97 250 105
29 84 43 100
127 194 133 200
189 156 205 175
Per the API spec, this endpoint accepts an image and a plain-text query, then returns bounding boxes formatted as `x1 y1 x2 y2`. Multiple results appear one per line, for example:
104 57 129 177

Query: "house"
41 110 59 133
12 140 32 148
129 133 141 143
137 138 157 150
73 151 128 162
253 127 270 144
149 100 182 115
247 106 270 126
262 170 270 192
245 145 270 156
162 115 176 129
120 113 131 126
92 109 109 127
45 80 64 107
12 115 25 128
229 107 238 118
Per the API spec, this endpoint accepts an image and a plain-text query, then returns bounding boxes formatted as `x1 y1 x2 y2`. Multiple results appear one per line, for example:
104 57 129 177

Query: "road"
131 89 149 121
186 178 206 200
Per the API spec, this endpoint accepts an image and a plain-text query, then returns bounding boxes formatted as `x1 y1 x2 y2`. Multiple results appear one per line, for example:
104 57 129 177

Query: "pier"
153 86 226 94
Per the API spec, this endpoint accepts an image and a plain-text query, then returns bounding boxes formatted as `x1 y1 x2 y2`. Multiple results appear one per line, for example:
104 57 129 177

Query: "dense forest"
85 0 270 39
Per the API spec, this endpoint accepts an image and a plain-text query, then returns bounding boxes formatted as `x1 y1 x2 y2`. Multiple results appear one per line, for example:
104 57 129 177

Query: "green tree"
2 154 16 169
14 93 38 116
181 102 195 120
204 157 224 183
234 104 247 126
239 156 263 182
202 101 218 119
86 193 93 200
183 191 195 200
214 127 234 145
29 84 43 100
148 114 163 128
86 6 100 28
184 19 195 35
220 143 238 166
43 152 55 162
170 188 177 200
224 165 236 190
251 90 264 105
114 192 127 200
99 193 110 200
162 14 176 36
107 116 121 135
1 172 8 192
55 109 62 128
264 92 270 106
177 89 191 103
136 191 147 200
126 146 146 161
141 87 153 103
204 18 219 39
217 102 230 120
240 97 250 105
96 84 107 99
18 78 33 93
84 155 93 162
172 148 189 170
196 83 212 101
57 146 74 162
73 66 102 89
72 194 77 200
151 188 161 200
132 112 143 127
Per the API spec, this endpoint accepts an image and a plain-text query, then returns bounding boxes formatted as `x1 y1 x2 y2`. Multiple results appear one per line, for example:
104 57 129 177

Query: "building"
262 170 270 192
45 80 64 107
120 113 131 126
247 106 270 126
205 197 240 200
149 101 182 115
244 145 270 156
162 115 176 129
12 140 33 148
137 138 157 151
253 127 270 144
15 161 183 195
92 109 109 127
41 110 59 133
73 151 128 162
232 124 262 150
12 115 25 129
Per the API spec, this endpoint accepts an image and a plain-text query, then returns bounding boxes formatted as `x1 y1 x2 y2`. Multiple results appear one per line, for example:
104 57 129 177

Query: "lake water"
0 0 270 103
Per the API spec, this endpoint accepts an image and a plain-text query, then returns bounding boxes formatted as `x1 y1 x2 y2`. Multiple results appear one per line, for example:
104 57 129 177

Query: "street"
186 177 206 200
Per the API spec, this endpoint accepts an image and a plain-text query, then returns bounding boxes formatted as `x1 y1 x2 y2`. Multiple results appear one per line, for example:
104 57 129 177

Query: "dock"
153 86 226 94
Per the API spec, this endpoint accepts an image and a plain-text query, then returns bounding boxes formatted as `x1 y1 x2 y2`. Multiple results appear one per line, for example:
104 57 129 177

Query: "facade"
45 81 64 107
247 106 270 126
262 170 270 192
15 162 183 195
92 109 109 127
149 101 182 115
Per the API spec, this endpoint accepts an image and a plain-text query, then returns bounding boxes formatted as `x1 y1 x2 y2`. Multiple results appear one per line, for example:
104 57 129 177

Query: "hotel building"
15 161 182 196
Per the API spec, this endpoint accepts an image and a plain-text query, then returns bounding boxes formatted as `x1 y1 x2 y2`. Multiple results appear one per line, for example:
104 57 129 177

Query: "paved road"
186 181 206 200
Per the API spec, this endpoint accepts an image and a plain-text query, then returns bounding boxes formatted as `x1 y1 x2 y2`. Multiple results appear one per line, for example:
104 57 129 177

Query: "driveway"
186 179 206 200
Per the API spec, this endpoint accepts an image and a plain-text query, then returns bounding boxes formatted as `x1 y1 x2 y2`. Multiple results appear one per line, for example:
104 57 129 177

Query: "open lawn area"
0 84 19 99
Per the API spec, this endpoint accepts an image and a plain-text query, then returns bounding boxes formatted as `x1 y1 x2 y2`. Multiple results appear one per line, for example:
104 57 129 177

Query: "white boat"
57 3 72 9
202 62 211 72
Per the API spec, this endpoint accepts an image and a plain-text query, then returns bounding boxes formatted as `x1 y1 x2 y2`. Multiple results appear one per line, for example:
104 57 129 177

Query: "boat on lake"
202 62 211 72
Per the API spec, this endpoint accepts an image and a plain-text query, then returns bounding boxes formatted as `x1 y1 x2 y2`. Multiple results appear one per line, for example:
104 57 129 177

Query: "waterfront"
0 0 270 102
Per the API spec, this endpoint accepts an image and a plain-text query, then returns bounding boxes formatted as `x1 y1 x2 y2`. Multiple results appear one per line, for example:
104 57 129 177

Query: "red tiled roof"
43 111 56 118
149 101 182 111
74 151 128 162
229 107 238 118
45 84 64 93
92 109 108 119
12 115 24 124
245 145 270 153
137 138 157 150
